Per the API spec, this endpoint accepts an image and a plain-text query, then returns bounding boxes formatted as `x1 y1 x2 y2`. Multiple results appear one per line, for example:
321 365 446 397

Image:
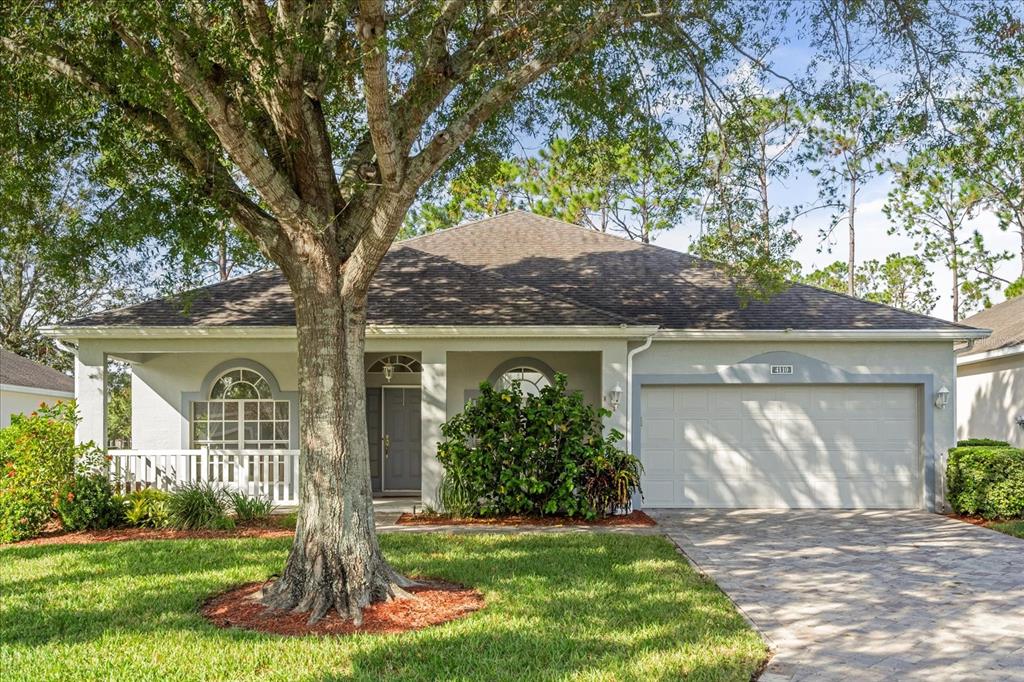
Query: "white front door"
640 384 922 508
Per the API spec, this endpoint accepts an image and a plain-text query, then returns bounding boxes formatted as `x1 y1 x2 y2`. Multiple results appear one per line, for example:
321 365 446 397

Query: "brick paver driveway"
650 510 1024 681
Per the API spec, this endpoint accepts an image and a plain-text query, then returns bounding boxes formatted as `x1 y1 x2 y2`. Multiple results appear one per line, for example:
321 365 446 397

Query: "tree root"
261 549 421 626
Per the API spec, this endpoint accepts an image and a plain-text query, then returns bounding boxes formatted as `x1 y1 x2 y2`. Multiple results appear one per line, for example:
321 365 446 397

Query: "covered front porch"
72 330 634 508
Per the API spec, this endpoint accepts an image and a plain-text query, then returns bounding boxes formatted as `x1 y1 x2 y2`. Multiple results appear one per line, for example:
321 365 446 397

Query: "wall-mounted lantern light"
382 362 395 383
934 386 950 409
1016 414 1024 431
607 384 623 411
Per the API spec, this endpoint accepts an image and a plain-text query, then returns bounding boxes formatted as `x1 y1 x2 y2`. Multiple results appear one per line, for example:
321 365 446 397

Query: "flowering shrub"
56 473 125 531
0 401 105 542
437 373 643 519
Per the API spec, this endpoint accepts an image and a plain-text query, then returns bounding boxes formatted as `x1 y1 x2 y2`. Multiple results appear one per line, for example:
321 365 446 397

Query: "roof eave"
42 324 660 340
653 328 992 341
956 342 1024 366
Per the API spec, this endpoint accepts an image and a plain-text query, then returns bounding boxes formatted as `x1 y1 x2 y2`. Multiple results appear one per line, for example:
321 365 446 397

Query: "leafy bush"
124 488 171 528
947 445 1024 519
227 490 274 521
957 438 1010 447
0 401 105 542
56 473 125 531
167 482 234 530
437 373 643 519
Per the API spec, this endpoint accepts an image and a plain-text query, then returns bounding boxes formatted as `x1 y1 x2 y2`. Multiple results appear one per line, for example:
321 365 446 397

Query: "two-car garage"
639 384 923 509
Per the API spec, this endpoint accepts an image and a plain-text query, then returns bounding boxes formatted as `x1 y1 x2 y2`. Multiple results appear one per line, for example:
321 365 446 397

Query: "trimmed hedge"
947 445 1024 519
956 438 1010 447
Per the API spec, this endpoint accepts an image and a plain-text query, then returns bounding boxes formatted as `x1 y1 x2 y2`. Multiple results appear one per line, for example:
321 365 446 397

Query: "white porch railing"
107 449 300 506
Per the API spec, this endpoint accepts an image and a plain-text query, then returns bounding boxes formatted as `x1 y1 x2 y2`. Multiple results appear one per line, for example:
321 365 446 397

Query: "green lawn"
0 533 765 681
990 520 1024 539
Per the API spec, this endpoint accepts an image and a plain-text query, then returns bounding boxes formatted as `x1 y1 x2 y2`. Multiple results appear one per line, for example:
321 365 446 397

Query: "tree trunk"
261 273 413 625
951 232 960 321
847 174 857 297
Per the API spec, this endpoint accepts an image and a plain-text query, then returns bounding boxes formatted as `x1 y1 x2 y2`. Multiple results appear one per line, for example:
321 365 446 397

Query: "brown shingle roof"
65 211 978 332
959 295 1024 356
1 349 74 393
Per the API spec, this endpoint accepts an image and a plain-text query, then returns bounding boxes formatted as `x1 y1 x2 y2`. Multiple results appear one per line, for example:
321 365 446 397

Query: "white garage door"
640 384 921 509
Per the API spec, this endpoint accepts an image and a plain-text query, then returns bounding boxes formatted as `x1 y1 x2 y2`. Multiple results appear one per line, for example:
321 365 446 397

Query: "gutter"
652 328 992 341
956 342 1024 367
0 383 75 399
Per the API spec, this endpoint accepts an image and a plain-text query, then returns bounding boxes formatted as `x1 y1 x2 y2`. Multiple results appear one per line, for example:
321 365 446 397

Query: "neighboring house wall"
1 387 73 428
957 353 1024 447
631 340 958 508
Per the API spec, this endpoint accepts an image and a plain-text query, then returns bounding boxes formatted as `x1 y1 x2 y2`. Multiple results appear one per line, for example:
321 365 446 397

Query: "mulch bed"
10 519 295 547
395 510 656 527
202 579 484 636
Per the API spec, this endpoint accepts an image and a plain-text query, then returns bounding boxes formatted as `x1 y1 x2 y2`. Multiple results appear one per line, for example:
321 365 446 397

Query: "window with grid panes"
191 368 290 449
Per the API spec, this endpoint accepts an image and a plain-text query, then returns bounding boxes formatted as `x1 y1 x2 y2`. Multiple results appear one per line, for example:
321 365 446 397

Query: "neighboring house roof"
959 294 1024 357
63 211 979 333
0 349 74 394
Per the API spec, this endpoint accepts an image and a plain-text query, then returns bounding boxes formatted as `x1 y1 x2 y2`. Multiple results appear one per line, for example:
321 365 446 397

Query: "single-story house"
0 348 75 428
46 212 989 511
957 294 1024 447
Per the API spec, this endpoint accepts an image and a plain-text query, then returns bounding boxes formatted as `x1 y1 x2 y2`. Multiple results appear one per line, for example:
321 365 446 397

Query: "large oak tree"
0 0 1002 624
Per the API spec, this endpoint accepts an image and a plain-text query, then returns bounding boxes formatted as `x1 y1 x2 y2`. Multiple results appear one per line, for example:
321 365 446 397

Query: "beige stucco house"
0 349 74 428
46 212 990 511
957 295 1024 447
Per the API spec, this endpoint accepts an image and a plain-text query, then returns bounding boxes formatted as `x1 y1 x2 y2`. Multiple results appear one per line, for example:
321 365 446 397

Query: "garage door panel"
640 385 921 509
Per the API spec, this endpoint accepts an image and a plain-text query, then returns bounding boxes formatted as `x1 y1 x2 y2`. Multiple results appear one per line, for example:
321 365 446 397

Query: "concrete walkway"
650 509 1024 681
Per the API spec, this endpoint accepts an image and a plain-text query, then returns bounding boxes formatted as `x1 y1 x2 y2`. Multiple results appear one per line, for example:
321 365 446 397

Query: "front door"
382 387 421 492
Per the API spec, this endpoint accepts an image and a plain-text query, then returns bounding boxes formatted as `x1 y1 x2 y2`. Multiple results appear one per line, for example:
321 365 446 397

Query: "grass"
989 520 1024 539
0 533 764 681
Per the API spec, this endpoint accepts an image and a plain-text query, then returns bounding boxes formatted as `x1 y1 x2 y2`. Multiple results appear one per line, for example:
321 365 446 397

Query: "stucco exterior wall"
957 352 1024 447
131 352 298 449
631 340 959 509
445 351 602 412
1 389 72 428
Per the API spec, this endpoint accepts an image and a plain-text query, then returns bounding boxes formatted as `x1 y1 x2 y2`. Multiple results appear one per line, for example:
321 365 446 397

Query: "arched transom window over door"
497 366 552 397
192 367 290 449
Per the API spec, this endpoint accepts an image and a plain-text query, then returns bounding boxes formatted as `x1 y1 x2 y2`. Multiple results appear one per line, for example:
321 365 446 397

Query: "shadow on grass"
1 533 764 681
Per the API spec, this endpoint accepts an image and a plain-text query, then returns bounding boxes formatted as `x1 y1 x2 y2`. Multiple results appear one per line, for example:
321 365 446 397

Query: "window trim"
181 359 298 449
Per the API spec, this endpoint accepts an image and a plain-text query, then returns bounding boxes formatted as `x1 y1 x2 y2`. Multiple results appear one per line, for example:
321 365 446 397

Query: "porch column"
601 342 629 442
420 348 447 508
75 343 107 448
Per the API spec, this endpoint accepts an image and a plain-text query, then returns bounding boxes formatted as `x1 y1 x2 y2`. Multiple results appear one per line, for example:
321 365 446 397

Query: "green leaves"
436 373 642 519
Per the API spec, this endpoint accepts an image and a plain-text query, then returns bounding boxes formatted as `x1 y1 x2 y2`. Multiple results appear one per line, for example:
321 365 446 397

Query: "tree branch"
357 0 403 188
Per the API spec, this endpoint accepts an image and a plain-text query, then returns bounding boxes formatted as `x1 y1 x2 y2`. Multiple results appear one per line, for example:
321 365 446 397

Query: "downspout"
954 338 976 354
52 338 78 357
625 334 655 454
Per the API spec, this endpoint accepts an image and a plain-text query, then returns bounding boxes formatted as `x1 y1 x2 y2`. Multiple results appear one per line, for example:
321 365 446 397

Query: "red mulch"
10 520 294 547
395 510 656 527
201 579 484 636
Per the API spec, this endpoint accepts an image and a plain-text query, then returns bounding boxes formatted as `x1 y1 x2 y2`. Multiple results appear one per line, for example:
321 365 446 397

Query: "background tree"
946 67 1024 286
801 82 901 296
801 253 937 315
404 133 695 243
692 91 804 297
885 147 1011 319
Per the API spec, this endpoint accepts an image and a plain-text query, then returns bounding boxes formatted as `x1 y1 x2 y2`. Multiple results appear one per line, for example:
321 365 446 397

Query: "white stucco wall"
131 352 299 449
1 389 73 428
957 352 1024 447
631 339 959 509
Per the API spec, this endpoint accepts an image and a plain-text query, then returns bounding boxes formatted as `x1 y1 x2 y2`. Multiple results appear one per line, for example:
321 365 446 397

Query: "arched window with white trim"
497 365 552 397
192 366 290 449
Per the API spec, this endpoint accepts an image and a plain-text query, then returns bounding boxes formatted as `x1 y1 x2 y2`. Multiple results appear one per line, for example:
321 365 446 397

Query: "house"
956 294 1024 447
0 348 75 428
45 212 988 511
